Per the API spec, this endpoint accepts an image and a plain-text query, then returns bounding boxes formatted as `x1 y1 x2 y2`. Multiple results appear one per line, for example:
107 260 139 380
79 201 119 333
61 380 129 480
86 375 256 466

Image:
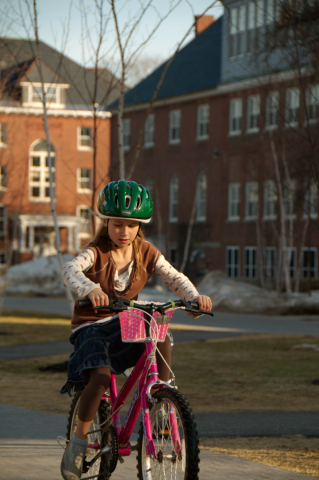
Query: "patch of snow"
196 270 319 315
292 344 319 350
2 254 74 296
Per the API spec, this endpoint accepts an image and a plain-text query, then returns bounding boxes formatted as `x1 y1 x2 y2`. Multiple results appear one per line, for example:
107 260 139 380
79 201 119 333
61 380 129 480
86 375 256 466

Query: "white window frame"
263 180 277 219
245 181 259 220
263 247 277 279
285 88 300 127
77 168 92 193
265 91 279 129
0 204 6 238
144 114 155 148
0 123 7 147
196 172 207 222
0 166 7 191
76 205 91 238
229 5 246 57
304 181 318 219
29 148 55 202
229 98 242 135
169 110 181 145
169 175 179 223
306 84 319 123
77 126 92 151
21 82 67 108
244 246 258 278
228 183 241 221
302 248 317 279
197 104 209 140
266 0 275 24
226 246 240 277
123 119 131 151
247 95 261 132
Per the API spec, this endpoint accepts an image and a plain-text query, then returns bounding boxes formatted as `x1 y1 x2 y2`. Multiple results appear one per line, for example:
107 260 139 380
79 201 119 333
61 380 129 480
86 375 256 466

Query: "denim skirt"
60 317 145 396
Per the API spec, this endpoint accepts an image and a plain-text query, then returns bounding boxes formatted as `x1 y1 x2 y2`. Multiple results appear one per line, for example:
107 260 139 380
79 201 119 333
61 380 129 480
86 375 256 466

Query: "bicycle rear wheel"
66 391 111 480
137 388 200 480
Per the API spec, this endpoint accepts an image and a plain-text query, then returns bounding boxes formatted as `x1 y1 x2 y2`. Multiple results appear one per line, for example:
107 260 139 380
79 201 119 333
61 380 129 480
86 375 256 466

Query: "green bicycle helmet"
97 180 153 223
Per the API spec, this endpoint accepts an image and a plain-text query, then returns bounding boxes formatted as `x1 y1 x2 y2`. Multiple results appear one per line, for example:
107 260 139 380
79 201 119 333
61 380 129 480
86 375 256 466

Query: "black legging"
78 336 171 423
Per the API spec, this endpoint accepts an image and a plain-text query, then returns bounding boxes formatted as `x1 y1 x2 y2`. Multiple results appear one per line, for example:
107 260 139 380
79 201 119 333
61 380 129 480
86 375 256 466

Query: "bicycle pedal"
118 455 124 464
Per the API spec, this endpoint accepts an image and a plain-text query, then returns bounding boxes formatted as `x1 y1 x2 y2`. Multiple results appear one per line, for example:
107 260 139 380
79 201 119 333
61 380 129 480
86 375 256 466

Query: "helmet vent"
138 186 142 192
125 195 131 208
126 182 131 189
136 195 141 209
114 193 119 207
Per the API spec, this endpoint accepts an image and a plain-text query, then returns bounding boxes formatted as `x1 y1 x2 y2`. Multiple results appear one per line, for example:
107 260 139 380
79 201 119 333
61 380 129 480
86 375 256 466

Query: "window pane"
32 157 41 167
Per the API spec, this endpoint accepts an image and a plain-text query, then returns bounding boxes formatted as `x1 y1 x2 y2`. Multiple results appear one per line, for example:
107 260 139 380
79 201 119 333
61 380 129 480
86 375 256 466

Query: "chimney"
195 15 215 36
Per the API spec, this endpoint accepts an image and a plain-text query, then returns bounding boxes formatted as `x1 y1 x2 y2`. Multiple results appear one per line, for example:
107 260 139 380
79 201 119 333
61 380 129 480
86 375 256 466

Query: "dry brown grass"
199 436 319 477
0 319 71 346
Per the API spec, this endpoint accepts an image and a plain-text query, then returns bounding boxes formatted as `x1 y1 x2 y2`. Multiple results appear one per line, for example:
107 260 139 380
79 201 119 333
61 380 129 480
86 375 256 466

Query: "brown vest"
71 236 160 329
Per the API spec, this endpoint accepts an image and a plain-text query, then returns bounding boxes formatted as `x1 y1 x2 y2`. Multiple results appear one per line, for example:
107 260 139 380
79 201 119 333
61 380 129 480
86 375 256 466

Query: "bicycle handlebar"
77 296 214 317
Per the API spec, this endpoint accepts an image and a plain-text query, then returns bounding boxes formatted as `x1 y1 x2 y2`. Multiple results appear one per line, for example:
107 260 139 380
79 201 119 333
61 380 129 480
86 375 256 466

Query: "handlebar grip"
77 298 93 308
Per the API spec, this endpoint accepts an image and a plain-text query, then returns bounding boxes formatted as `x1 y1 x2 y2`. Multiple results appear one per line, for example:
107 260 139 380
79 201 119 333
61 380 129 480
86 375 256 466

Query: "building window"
0 166 7 190
285 88 300 126
266 91 279 128
78 127 92 150
229 98 242 135
283 180 296 218
196 172 207 222
21 83 67 107
0 123 7 146
226 246 240 277
228 183 240 220
304 181 318 219
244 247 258 278
247 95 260 132
123 119 131 150
144 114 155 147
0 251 6 266
245 182 259 219
283 248 296 279
29 141 55 202
197 105 209 140
266 0 275 25
77 206 91 236
229 4 246 57
169 110 181 144
306 84 319 122
169 175 179 222
302 248 317 279
247 0 266 53
77 168 92 192
0 205 6 237
263 247 277 279
169 247 178 269
263 180 277 219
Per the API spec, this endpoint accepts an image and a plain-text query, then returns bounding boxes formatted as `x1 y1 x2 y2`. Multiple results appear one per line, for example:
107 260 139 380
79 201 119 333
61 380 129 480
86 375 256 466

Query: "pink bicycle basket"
119 308 173 343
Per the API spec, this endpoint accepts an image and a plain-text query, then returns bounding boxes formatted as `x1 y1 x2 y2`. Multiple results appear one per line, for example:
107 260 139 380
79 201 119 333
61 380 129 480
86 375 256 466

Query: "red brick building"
0 38 118 264
109 5 319 287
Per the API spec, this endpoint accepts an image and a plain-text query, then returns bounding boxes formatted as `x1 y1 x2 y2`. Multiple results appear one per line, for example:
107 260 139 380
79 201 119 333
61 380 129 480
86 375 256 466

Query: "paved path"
0 404 316 480
4 294 319 335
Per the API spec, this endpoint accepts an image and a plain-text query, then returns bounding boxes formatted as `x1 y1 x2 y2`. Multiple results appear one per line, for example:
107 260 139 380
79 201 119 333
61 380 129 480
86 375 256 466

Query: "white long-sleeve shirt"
62 248 199 302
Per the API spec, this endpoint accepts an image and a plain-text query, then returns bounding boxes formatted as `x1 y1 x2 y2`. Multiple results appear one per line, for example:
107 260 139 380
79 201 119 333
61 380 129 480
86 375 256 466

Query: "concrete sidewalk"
0 404 317 480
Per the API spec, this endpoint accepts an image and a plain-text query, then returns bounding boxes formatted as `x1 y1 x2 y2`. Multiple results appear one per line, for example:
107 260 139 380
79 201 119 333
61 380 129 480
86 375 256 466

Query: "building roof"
0 38 121 108
109 16 222 110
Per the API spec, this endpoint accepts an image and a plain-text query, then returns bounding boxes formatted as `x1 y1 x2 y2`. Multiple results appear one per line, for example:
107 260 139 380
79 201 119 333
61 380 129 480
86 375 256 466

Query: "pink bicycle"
66 297 214 480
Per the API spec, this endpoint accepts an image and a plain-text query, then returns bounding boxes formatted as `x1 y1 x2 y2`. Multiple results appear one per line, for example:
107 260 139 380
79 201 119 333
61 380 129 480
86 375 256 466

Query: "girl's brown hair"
94 219 145 279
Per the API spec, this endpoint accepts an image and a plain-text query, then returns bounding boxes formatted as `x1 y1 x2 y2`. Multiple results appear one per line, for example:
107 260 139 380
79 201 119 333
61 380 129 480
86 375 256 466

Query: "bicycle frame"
105 337 180 459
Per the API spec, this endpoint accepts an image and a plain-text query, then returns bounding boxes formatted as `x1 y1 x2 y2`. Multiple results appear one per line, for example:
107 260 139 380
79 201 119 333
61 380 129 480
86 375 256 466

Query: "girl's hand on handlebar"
186 295 212 318
88 288 109 312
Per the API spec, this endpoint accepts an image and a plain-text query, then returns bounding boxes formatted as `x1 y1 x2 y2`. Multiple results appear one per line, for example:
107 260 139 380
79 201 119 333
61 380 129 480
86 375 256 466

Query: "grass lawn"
1 316 319 475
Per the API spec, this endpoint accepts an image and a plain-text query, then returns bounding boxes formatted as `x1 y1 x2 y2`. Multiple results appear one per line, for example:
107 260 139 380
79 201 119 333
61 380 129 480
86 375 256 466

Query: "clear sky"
3 0 224 69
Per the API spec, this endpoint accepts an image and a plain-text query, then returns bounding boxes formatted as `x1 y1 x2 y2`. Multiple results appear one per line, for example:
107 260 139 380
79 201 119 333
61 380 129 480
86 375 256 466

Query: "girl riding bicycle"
60 180 212 480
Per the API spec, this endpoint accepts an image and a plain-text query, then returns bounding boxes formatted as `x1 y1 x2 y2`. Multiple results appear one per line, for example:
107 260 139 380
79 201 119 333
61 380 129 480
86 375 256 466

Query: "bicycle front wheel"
137 388 200 480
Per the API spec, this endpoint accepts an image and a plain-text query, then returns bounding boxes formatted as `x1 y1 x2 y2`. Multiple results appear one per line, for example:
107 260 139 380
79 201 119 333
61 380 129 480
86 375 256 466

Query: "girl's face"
106 218 140 248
